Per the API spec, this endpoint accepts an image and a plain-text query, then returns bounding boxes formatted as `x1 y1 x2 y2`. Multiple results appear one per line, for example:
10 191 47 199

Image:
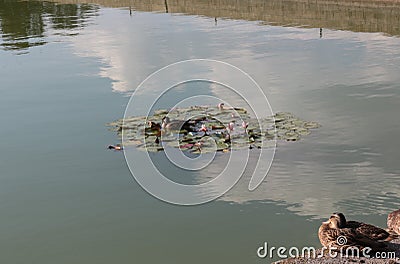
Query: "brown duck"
387 209 400 235
318 216 387 251
161 116 195 132
147 121 161 131
147 121 162 144
332 212 395 241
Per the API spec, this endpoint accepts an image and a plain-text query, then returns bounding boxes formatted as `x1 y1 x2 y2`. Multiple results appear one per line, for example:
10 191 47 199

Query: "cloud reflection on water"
69 9 400 218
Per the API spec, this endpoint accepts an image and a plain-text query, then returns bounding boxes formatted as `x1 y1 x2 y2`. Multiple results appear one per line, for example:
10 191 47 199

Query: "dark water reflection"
0 0 98 52
2 0 400 53
48 0 400 36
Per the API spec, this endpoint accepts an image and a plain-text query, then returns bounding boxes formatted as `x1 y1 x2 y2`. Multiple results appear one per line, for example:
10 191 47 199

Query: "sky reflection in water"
1 1 400 218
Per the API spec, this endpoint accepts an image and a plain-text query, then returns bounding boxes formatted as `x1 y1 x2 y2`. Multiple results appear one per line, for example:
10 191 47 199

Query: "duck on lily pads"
107 105 320 153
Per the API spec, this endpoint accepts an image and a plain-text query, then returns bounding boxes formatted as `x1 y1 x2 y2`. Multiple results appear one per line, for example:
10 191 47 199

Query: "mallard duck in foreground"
388 209 400 235
331 212 395 241
318 216 386 251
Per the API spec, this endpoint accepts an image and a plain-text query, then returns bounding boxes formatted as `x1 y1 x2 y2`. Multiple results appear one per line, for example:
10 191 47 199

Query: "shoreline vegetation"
46 0 400 36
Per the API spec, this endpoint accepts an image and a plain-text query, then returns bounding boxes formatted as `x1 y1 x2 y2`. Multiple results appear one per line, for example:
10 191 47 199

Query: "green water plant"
107 105 320 153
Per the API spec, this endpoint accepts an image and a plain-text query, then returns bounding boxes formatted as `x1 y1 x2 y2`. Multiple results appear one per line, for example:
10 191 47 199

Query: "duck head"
323 216 340 229
331 212 347 228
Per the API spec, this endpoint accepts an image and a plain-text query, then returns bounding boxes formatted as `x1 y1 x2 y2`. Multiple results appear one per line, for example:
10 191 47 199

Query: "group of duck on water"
108 103 248 151
319 210 400 253
148 103 247 141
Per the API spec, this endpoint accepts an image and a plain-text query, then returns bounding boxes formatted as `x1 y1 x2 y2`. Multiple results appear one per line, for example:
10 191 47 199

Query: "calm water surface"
1 1 400 263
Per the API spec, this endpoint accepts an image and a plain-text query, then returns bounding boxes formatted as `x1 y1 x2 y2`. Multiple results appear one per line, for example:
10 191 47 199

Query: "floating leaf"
107 105 320 153
303 121 321 129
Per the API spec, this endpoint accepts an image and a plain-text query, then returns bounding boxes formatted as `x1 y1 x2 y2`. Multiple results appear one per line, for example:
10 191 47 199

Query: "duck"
108 144 123 150
146 121 162 144
387 209 400 235
217 102 245 112
318 215 386 252
147 121 161 131
331 212 394 241
162 116 194 132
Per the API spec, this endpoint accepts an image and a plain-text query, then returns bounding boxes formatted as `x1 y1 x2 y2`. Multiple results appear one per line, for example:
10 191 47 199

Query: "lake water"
1 0 400 263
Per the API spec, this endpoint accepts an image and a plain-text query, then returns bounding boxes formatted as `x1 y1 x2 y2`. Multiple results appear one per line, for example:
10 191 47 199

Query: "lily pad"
303 121 321 129
107 105 320 153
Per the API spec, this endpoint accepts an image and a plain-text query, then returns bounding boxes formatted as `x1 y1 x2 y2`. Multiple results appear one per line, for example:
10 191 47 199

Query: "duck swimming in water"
387 209 400 235
162 116 194 132
318 215 387 252
108 144 123 150
147 121 161 131
331 212 394 241
147 121 162 144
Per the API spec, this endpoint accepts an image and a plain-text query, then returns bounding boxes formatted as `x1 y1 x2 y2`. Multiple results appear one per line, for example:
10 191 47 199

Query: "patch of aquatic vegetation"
107 105 320 153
